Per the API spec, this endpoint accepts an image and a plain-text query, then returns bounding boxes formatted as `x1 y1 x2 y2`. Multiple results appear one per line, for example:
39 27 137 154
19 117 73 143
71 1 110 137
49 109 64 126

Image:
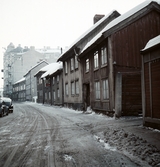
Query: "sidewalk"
112 117 160 150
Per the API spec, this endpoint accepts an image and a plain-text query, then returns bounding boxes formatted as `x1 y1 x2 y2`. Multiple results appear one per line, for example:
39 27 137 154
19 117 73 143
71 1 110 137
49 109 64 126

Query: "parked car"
1 97 13 114
0 98 9 117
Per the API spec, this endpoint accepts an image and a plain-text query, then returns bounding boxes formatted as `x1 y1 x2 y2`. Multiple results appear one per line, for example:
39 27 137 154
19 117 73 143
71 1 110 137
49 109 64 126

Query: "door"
83 83 90 111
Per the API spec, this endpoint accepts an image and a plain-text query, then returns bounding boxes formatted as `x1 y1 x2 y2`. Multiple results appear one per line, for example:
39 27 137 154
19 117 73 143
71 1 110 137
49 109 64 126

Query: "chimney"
93 14 105 24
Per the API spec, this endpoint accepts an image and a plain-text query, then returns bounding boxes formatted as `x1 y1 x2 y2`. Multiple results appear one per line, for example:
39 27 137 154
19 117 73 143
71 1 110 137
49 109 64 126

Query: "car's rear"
1 97 13 114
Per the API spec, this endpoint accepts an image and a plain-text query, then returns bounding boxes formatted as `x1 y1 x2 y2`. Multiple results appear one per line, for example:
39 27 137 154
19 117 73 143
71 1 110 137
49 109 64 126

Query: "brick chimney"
93 14 105 24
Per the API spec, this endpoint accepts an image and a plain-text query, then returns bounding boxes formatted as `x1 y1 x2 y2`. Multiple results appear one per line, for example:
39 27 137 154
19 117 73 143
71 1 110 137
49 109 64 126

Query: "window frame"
103 79 109 100
65 83 68 96
65 61 68 74
57 88 60 98
70 58 74 71
94 51 99 69
75 80 79 95
71 81 75 95
75 56 78 69
101 47 107 65
95 81 100 100
86 58 89 72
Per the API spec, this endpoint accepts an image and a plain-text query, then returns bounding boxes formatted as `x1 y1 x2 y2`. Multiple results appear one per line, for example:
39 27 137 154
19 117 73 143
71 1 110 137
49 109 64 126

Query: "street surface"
0 102 160 167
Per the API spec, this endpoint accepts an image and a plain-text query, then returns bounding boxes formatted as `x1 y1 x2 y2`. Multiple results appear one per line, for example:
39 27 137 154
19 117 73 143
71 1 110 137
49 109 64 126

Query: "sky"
0 0 145 88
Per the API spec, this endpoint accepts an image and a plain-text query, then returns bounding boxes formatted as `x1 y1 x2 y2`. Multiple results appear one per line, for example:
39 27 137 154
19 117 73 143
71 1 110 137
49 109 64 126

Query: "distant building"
24 61 48 102
36 46 61 63
34 62 63 105
3 44 61 99
12 78 26 101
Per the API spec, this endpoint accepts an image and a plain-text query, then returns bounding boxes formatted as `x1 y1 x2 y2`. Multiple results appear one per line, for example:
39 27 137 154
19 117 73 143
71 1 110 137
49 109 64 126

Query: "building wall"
36 73 44 104
3 45 47 98
25 61 48 101
80 41 110 112
63 57 83 110
59 11 120 111
142 47 160 130
50 70 63 106
111 11 160 69
12 79 26 101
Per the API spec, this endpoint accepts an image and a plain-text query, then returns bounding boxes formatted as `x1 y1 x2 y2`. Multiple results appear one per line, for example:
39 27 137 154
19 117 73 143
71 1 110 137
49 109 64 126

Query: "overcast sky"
0 0 145 87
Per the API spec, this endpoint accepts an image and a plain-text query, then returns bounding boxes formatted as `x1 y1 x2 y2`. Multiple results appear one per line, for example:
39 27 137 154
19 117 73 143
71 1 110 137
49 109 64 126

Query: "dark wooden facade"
35 71 45 104
141 35 160 130
81 41 110 112
79 1 160 116
35 63 64 106
57 11 120 111
50 69 63 106
12 78 26 102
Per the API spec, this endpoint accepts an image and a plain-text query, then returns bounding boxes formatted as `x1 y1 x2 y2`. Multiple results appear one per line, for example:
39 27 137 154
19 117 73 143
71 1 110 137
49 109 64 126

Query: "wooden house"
41 63 63 106
12 78 26 102
24 61 48 102
78 1 160 116
35 63 63 105
141 35 160 130
57 11 120 110
34 64 51 104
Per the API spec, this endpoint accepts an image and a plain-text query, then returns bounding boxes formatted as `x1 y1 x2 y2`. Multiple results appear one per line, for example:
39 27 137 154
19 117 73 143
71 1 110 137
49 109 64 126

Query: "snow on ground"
26 102 160 166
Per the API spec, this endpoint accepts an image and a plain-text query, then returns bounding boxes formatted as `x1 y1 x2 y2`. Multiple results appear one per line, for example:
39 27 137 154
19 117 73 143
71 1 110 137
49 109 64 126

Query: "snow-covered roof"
41 62 62 78
81 0 160 54
24 60 48 76
14 77 25 85
58 10 119 60
141 35 160 51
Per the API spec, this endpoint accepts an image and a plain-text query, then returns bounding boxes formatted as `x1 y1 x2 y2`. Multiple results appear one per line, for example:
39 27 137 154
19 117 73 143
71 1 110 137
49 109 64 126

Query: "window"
71 82 75 95
57 88 60 98
103 79 109 99
39 78 42 84
101 47 107 65
95 81 100 99
75 80 79 95
65 61 68 74
53 91 56 100
71 58 74 71
75 56 78 69
65 83 68 96
49 92 51 100
86 59 89 72
94 51 99 68
53 77 55 85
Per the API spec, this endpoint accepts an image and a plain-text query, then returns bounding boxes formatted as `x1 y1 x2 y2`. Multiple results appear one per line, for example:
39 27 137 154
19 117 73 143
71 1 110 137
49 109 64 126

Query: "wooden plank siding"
144 63 151 117
122 73 142 115
151 59 160 119
112 11 160 68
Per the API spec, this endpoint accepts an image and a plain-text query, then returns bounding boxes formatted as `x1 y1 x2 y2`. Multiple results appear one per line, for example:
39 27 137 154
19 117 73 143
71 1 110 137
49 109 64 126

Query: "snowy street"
0 103 160 167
